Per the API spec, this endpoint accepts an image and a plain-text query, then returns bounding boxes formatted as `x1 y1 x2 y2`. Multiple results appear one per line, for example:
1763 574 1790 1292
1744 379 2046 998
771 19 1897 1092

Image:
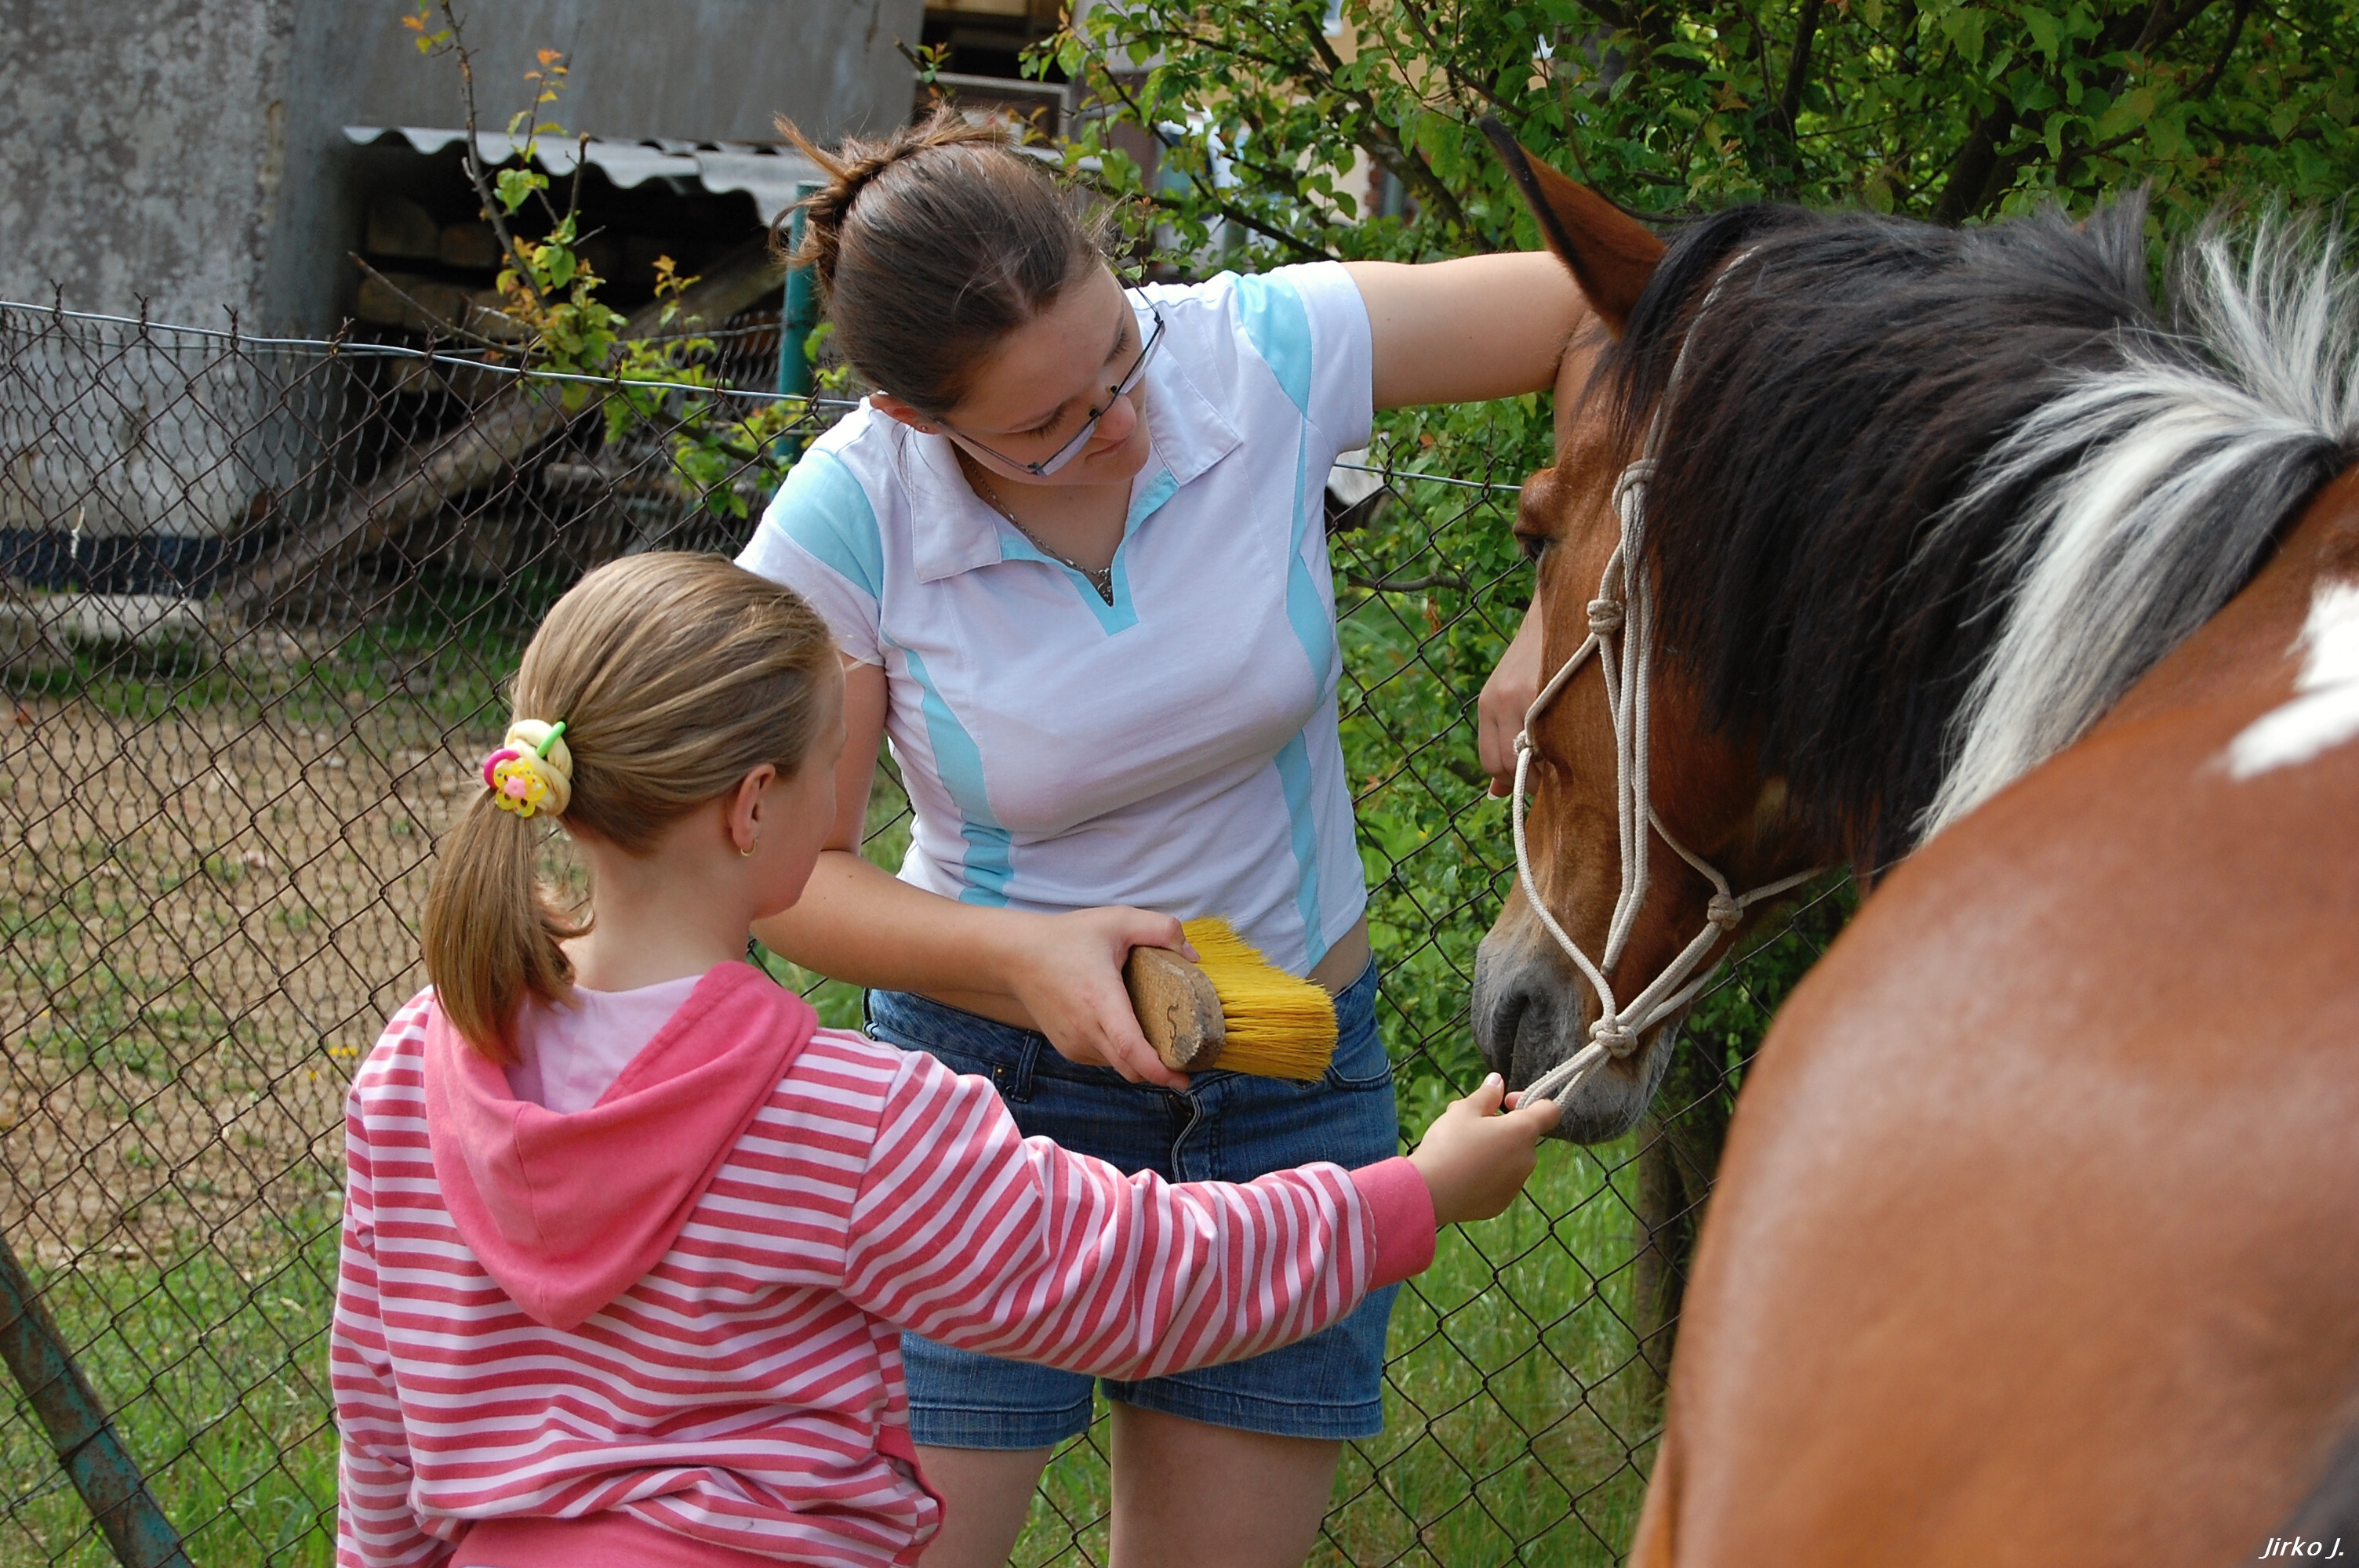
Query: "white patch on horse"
2226 579 2359 778
1921 216 2359 840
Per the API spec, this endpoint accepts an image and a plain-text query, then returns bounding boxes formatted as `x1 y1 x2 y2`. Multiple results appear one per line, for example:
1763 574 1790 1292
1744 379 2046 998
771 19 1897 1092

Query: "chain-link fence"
0 299 1850 1567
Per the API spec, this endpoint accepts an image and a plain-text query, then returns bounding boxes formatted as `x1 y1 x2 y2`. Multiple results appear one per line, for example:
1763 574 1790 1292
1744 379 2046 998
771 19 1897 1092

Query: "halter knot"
1588 1016 1638 1058
1706 893 1744 931
1586 598 1625 635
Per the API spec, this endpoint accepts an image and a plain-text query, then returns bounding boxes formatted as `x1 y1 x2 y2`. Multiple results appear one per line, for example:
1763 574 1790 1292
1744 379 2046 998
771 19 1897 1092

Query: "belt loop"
1007 1032 1043 1102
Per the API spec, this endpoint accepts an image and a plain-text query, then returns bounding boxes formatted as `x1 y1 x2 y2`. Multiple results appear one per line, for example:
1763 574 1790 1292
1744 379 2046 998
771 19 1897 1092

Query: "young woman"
332 553 1558 1568
739 113 1587 1568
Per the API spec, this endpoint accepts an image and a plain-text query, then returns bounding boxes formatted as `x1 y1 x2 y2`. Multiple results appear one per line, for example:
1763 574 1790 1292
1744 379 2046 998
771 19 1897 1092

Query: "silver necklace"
961 457 1116 605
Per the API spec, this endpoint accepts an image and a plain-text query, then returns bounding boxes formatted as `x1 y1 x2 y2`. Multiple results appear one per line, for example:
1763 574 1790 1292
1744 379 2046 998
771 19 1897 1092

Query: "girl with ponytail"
741 108 1592 1567
333 553 1554 1568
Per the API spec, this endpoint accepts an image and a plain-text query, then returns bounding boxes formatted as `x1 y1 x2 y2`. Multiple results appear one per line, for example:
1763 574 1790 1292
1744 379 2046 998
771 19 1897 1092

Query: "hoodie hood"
422 963 814 1330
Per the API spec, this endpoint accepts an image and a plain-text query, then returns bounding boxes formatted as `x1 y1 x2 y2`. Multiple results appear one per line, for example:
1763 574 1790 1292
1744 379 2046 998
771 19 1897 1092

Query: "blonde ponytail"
421 791 582 1062
421 554 835 1060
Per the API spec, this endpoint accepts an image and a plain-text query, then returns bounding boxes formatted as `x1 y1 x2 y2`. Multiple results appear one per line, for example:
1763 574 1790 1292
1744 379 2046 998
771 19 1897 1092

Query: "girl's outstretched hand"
996 906 1194 1091
1410 1075 1561 1224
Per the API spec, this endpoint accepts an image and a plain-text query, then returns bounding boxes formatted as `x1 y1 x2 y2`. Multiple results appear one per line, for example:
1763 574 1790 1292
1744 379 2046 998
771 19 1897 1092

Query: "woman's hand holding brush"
994 906 1198 1090
1410 1076 1562 1223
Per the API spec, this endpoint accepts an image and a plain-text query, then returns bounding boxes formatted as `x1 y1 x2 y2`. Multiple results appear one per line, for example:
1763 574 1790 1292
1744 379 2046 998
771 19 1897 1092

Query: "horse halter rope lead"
1510 252 1820 1111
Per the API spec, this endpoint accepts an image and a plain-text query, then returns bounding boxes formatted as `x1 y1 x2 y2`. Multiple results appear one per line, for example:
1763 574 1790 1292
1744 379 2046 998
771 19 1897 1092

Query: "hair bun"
772 107 1029 296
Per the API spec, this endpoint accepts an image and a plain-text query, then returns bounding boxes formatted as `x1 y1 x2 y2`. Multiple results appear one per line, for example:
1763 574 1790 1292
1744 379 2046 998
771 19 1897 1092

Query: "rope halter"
1509 251 1820 1112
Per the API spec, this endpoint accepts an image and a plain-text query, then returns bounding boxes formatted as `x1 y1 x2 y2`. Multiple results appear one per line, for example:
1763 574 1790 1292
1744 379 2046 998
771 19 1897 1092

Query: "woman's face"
930 265 1155 488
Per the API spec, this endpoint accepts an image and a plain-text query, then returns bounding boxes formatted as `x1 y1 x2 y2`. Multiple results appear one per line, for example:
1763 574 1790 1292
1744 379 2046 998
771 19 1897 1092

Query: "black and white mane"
1605 194 2359 869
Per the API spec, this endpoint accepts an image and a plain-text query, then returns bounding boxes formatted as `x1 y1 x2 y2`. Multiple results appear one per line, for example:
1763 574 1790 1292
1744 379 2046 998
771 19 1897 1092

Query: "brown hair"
776 107 1104 416
422 554 836 1060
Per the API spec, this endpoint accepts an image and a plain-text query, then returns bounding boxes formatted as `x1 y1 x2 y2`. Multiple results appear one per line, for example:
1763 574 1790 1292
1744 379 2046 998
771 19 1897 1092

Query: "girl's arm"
840 1049 1556 1381
751 659 1189 1088
1345 251 1588 409
331 1093 450 1568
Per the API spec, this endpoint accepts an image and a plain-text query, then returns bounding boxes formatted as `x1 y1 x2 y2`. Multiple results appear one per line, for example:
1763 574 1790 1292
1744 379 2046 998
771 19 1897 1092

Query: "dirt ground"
2 685 501 1265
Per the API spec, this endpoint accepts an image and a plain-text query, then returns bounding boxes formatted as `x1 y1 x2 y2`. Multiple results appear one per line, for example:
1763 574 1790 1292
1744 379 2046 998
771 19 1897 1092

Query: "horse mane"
1604 195 2359 869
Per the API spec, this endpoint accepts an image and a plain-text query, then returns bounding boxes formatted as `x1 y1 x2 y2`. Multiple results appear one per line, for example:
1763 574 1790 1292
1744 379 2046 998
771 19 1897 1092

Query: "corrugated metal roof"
343 127 825 223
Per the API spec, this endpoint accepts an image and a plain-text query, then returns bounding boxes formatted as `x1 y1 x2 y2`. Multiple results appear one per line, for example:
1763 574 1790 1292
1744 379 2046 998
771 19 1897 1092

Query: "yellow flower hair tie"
481 719 572 819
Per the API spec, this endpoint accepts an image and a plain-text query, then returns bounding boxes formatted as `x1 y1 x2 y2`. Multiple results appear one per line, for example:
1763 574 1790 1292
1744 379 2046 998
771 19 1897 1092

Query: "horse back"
1652 469 2359 1566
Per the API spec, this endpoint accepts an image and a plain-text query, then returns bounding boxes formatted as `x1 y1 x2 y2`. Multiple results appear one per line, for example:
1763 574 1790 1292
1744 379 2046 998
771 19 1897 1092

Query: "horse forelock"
1608 194 2359 870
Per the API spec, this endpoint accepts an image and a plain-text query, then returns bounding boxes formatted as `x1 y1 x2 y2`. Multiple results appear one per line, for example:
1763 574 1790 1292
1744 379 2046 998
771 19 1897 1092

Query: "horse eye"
1513 532 1549 564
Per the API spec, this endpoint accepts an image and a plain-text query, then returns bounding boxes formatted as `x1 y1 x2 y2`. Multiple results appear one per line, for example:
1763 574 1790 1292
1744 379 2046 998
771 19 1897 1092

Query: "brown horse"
1473 131 2359 1563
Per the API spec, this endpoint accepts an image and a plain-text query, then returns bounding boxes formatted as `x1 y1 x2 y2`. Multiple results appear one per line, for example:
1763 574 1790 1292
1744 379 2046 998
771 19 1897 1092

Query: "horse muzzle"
1474 922 1677 1143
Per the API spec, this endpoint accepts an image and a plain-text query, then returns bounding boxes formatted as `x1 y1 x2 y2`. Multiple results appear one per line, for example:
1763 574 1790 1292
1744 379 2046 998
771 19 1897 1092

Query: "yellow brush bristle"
1180 917 1338 1081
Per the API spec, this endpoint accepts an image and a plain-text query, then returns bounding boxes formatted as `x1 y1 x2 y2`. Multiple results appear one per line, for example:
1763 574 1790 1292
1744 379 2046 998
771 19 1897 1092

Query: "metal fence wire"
0 299 1852 1567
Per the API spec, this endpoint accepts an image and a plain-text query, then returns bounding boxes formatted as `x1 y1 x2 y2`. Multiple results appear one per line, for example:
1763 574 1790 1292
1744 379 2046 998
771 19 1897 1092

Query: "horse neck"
2092 464 2359 745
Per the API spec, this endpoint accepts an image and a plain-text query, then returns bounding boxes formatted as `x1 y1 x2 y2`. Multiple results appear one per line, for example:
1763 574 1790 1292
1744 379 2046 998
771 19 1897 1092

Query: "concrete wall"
0 0 300 324
1 0 920 331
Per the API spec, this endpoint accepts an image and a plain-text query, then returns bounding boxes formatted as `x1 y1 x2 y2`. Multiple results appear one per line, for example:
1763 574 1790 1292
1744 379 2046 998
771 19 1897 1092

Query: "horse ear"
1480 118 1663 337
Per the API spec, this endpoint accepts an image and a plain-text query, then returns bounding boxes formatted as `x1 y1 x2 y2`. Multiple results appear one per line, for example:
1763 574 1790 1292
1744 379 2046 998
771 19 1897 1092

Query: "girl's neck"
562 836 754 994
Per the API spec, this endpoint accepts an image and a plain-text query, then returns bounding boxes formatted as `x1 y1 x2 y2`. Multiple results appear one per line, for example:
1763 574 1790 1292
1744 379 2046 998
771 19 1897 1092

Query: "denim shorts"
863 960 1401 1446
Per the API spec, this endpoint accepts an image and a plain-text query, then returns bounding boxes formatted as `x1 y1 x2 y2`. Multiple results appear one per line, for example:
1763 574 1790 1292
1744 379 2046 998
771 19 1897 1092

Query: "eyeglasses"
941 296 1167 477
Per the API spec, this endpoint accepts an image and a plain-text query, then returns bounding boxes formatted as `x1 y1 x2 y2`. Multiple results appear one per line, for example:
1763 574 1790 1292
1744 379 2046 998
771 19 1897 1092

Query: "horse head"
1471 131 1822 1143
1473 131 2317 1145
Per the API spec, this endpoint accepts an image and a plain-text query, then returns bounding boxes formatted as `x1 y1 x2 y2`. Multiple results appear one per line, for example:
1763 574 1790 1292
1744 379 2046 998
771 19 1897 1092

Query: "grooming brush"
1121 917 1339 1081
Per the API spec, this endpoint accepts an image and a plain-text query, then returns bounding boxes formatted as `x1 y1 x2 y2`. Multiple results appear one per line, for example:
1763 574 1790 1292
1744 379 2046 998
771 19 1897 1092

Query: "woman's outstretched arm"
1346 250 1589 410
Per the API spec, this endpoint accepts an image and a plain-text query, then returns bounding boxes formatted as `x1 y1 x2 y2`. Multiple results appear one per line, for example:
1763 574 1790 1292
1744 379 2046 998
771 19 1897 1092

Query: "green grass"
2 873 243 1083
0 1219 341 1568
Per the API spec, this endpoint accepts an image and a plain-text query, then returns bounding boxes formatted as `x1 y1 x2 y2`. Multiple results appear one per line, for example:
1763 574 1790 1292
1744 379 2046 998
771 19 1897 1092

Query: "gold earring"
740 837 758 858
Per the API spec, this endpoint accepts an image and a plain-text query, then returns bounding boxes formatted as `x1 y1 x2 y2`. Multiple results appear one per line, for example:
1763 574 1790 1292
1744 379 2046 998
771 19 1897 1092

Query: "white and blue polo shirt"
736 262 1373 975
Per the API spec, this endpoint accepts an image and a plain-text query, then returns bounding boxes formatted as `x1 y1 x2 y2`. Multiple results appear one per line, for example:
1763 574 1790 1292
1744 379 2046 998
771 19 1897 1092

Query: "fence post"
774 181 823 400
0 1232 193 1568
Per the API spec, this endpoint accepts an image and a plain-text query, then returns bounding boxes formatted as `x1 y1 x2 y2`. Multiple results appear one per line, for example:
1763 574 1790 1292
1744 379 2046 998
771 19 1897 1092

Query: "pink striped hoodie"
332 964 1435 1567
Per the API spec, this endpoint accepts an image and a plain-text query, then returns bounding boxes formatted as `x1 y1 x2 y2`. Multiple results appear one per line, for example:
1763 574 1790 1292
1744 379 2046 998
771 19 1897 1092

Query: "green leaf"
493 166 545 215
2094 84 2154 140
2023 7 2063 63
1939 5 1989 64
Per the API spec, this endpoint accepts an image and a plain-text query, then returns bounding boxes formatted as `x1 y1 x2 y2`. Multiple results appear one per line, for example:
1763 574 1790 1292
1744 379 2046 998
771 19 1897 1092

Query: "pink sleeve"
1350 1156 1437 1287
841 1052 1433 1380
331 1048 452 1568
